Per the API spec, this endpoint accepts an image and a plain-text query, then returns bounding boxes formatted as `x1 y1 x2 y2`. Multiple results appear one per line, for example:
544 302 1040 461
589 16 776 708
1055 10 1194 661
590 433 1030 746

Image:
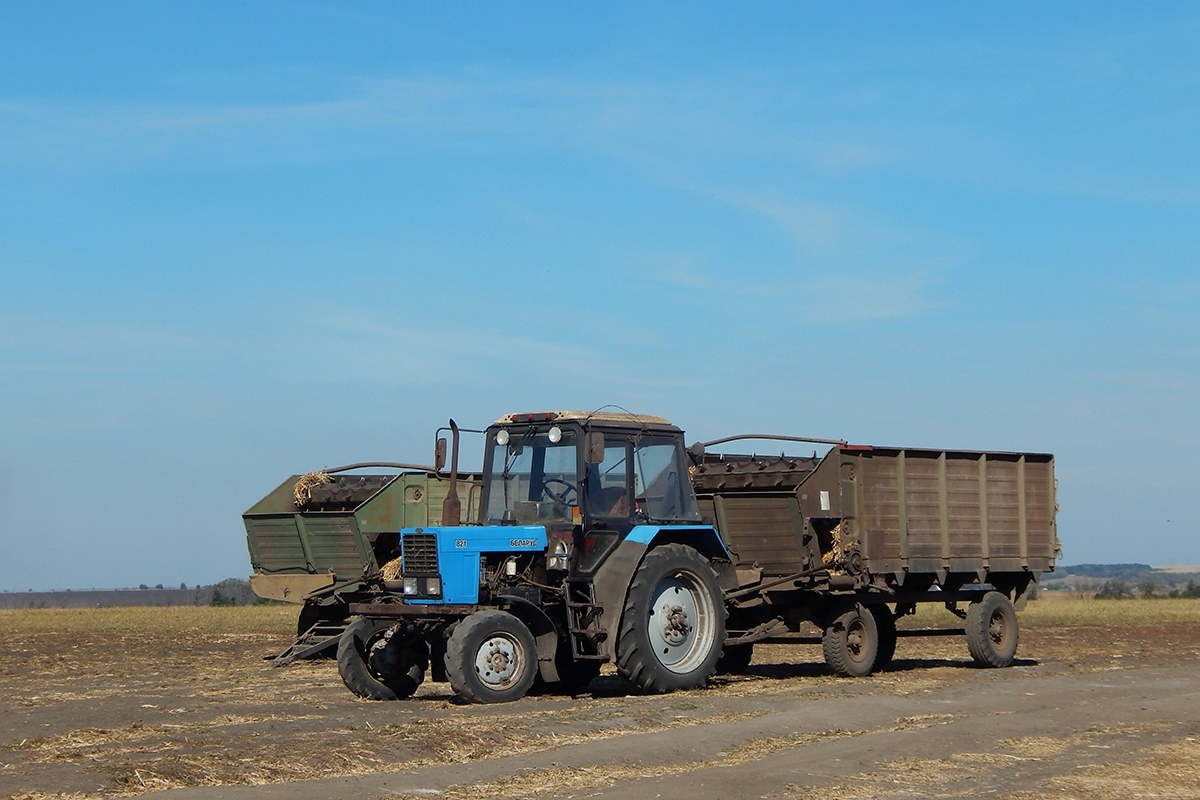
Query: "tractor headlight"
402 577 419 595
425 577 441 596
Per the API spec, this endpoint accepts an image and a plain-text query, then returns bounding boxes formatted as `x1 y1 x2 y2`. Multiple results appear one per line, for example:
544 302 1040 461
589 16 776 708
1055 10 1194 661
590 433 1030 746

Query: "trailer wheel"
445 609 538 704
616 543 726 693
337 618 428 700
965 591 1019 667
867 604 897 672
716 643 754 675
823 604 879 677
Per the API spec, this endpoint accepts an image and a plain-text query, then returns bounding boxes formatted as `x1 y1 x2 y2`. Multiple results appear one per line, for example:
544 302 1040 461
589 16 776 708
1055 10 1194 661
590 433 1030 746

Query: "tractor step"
564 578 607 659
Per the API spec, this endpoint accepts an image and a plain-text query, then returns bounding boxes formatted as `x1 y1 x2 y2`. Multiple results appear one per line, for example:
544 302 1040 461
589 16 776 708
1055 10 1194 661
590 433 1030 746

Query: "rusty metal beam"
348 603 479 617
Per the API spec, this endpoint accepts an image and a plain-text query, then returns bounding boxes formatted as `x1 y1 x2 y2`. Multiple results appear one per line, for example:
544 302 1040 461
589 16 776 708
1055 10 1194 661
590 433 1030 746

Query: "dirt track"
3 602 1199 800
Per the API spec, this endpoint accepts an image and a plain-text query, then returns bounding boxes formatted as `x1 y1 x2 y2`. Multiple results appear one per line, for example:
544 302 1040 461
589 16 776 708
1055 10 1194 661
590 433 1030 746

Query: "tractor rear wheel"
616 544 726 693
445 609 539 704
337 618 428 700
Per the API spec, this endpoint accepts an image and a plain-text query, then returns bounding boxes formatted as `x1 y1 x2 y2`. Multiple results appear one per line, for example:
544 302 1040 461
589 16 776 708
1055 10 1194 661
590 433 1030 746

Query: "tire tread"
615 544 727 694
965 591 1019 667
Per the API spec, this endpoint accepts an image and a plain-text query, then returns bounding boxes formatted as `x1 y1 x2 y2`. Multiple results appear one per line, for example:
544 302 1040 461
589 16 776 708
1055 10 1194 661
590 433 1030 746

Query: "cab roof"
495 410 675 427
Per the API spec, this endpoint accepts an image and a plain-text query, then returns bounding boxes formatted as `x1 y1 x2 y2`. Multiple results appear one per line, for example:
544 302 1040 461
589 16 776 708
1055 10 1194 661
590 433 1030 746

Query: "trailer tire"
965 591 1019 667
867 604 897 672
616 544 726 693
823 604 879 677
716 643 754 674
337 618 428 701
445 609 538 704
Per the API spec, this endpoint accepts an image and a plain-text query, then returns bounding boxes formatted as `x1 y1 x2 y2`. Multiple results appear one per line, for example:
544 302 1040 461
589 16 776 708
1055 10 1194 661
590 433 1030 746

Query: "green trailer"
243 463 481 663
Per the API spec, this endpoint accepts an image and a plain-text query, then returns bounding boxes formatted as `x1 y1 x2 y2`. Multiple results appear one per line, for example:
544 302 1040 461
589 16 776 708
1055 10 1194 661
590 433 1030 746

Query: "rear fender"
591 525 731 660
626 525 731 564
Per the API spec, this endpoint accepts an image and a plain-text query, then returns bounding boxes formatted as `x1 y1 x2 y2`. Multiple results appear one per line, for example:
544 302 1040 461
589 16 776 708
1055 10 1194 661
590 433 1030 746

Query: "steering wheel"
541 478 578 507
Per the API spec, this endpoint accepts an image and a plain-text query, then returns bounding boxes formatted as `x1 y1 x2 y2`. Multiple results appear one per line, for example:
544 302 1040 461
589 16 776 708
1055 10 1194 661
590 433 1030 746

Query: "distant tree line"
0 578 266 609
1063 564 1154 580
1094 579 1200 600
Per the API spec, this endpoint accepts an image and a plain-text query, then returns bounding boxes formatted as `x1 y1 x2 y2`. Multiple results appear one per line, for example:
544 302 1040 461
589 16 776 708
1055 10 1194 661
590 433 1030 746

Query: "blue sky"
1 3 1198 590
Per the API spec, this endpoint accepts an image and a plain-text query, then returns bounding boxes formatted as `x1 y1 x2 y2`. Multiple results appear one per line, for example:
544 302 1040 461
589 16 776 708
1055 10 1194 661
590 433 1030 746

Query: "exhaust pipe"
441 419 462 526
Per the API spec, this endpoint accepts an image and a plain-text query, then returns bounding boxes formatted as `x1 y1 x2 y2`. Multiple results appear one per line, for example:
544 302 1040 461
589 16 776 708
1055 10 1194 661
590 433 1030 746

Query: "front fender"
494 594 562 683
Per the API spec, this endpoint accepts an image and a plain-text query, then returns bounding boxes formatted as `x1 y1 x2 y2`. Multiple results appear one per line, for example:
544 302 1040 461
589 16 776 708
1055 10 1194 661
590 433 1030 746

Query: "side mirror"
584 432 606 464
435 438 447 472
688 441 706 463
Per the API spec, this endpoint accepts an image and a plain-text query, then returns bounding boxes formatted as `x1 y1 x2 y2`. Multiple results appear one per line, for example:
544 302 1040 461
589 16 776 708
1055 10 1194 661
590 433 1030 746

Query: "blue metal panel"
399 525 548 605
624 525 662 545
624 524 731 559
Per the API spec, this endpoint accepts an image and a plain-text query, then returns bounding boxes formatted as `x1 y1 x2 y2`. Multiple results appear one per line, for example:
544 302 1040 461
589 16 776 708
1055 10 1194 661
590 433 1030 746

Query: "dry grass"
81 706 768 794
384 714 962 800
895 596 1200 629
4 599 1200 799
0 605 295 635
1006 736 1200 800
1023 596 1200 626
385 729 872 800
786 723 1194 800
3 684 767 797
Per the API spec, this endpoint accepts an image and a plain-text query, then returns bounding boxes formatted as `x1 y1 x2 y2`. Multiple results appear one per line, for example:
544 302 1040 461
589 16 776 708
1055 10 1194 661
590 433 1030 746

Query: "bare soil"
2 598 1199 800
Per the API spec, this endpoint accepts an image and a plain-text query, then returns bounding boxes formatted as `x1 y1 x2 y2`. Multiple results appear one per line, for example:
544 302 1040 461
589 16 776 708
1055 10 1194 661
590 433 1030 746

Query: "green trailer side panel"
245 471 485 587
246 515 310 572
301 515 370 575
244 476 303 515
355 473 482 532
354 477 409 533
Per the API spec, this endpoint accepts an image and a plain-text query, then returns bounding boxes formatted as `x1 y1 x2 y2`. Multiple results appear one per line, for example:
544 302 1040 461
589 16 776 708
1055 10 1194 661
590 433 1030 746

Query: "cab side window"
634 438 699 522
585 437 631 518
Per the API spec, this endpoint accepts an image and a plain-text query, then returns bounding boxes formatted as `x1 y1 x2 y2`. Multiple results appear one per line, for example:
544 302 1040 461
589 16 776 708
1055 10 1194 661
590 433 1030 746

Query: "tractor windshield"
483 428 579 525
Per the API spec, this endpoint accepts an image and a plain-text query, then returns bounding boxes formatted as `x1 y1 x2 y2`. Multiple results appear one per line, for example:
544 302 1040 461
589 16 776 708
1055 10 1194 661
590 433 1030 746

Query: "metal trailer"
691 437 1058 675
329 412 1058 704
243 463 481 662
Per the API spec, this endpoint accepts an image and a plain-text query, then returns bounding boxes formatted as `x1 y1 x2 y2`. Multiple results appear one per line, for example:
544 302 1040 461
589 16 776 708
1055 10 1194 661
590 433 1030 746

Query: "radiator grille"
402 533 439 574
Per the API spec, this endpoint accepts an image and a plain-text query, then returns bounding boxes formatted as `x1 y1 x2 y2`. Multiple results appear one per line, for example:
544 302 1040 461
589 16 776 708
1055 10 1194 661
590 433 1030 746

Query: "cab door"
575 434 634 574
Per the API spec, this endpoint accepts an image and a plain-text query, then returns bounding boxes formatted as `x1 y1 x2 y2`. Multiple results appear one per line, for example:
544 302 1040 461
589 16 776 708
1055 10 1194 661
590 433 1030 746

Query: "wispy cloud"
633 251 936 323
0 68 889 188
722 190 843 249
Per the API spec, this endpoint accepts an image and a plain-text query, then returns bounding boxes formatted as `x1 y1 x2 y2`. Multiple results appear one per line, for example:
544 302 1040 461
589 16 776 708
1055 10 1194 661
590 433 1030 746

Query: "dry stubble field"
2 596 1200 800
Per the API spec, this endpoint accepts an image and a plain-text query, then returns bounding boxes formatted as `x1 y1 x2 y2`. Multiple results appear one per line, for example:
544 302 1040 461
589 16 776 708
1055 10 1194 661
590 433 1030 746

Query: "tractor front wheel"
445 609 539 704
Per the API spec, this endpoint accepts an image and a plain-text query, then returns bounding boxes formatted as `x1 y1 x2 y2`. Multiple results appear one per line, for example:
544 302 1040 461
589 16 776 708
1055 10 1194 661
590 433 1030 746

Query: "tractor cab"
480 411 702 575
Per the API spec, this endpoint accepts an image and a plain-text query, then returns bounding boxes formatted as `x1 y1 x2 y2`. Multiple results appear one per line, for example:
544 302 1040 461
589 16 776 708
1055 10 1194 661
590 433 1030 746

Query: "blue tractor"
336 410 734 703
